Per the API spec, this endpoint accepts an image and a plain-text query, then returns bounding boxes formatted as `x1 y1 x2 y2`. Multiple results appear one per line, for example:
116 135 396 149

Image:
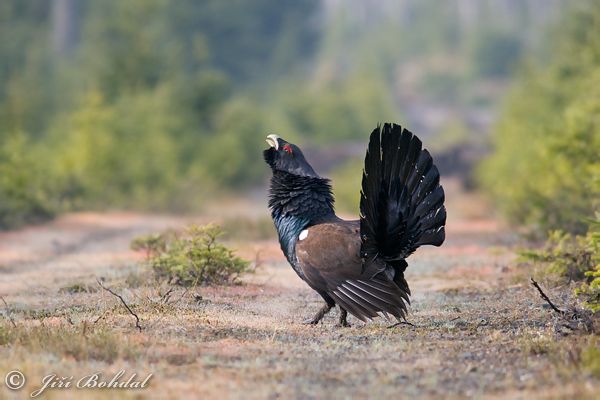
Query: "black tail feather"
360 123 446 274
330 277 409 322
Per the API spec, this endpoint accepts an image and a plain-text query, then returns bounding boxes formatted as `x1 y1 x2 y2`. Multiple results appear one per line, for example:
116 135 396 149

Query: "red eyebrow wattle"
284 145 293 154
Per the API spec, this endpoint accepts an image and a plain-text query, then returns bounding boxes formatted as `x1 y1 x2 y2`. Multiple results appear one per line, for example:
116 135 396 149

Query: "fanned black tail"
360 123 446 273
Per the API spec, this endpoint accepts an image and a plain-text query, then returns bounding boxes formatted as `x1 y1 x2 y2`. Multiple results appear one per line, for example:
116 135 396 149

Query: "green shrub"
519 230 598 284
131 223 251 287
574 215 600 311
519 213 600 310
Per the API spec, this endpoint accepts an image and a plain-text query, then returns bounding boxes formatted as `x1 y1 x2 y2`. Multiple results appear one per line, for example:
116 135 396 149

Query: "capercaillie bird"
264 123 446 326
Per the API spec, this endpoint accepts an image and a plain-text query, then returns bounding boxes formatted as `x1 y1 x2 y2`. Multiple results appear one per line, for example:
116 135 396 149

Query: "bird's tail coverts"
360 123 446 273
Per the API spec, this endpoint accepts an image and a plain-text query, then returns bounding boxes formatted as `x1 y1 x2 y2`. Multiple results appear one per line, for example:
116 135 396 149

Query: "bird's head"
263 134 320 178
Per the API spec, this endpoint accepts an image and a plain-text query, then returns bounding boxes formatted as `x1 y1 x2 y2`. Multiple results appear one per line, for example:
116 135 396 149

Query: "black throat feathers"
268 170 337 263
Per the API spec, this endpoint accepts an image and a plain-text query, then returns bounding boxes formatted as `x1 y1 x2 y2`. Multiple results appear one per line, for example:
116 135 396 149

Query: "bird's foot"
301 303 334 325
337 308 351 327
301 318 320 325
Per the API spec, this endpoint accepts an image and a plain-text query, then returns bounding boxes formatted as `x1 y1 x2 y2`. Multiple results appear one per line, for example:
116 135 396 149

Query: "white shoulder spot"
298 229 309 241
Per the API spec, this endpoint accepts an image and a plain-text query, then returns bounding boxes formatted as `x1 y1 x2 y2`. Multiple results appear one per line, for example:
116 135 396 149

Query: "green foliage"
197 97 269 188
519 213 600 311
469 30 522 78
477 6 600 234
280 71 397 144
169 0 319 83
0 1 58 138
131 224 252 287
0 0 324 227
521 335 600 378
0 0 580 229
519 229 598 284
329 157 364 216
49 89 185 211
0 323 139 363
0 131 54 228
576 267 600 312
574 215 600 311
80 0 175 97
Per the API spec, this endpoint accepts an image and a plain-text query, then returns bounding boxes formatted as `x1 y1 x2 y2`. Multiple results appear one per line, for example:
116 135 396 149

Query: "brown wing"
295 221 409 322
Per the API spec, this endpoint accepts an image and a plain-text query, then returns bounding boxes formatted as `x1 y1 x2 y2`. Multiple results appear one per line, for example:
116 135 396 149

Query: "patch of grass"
521 334 600 378
59 282 99 294
123 267 154 289
0 322 141 363
131 223 253 287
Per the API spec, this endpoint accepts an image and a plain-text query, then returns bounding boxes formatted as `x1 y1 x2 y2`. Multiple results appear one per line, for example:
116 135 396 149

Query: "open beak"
266 134 280 150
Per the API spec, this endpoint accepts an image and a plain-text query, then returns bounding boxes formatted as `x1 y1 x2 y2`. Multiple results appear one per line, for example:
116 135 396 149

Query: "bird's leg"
337 307 351 327
302 302 334 325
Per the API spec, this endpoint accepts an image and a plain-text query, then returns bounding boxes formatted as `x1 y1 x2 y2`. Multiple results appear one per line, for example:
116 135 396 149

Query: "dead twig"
174 287 190 304
65 308 107 326
0 295 17 328
530 277 565 315
387 320 416 329
160 287 174 304
64 310 75 325
97 278 142 331
91 310 109 324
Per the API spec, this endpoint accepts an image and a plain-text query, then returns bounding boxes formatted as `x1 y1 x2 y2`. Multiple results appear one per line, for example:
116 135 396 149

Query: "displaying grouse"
264 123 446 326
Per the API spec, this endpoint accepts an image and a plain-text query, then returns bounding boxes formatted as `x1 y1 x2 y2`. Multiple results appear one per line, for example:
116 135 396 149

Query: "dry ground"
0 182 598 399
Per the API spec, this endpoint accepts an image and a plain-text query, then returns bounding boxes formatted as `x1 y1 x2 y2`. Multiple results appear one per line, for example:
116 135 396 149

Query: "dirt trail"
0 207 511 302
0 184 597 399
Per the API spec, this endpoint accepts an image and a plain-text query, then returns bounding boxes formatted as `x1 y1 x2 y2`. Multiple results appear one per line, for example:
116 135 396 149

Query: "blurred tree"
0 0 580 229
51 0 79 55
469 30 522 78
197 97 268 188
0 131 55 228
282 71 397 144
168 0 319 84
0 1 57 138
79 0 180 98
477 4 600 234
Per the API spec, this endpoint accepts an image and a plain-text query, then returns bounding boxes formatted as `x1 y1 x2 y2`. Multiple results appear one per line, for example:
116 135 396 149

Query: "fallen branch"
97 278 142 331
0 295 17 328
91 310 109 325
64 311 75 325
160 287 174 304
387 320 416 329
530 277 565 315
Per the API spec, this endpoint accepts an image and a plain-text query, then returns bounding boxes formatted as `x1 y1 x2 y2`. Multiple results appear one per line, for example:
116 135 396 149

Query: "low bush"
131 223 252 287
519 213 600 311
574 216 600 312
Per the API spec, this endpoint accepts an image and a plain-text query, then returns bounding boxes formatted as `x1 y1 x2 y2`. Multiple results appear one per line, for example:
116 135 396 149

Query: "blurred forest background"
0 0 598 235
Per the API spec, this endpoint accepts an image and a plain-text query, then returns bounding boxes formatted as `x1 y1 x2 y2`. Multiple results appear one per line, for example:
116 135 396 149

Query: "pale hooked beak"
266 134 280 150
